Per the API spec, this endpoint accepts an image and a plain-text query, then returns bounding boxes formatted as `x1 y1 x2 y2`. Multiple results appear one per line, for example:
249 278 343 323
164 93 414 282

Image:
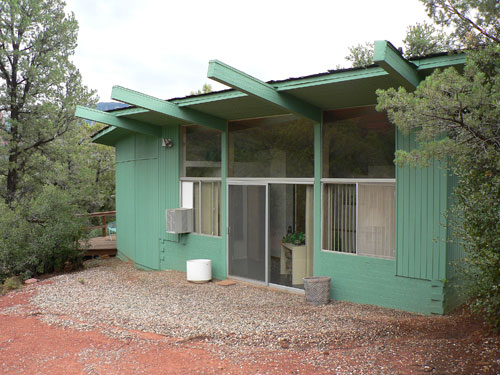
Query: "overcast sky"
64 0 430 102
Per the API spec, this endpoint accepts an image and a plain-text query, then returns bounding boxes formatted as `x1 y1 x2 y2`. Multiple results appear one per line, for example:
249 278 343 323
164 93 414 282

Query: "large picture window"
323 106 395 178
228 114 314 178
181 125 222 237
322 106 395 258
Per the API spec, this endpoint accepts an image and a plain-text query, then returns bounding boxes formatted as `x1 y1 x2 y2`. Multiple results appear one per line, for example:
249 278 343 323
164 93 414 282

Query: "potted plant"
281 231 305 246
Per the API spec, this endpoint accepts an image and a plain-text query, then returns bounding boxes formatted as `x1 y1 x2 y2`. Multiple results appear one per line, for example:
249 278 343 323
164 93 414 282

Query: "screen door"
227 184 267 282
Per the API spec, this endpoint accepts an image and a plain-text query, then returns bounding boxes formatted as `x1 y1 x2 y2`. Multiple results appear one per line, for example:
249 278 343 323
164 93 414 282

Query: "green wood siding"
315 252 441 314
134 158 159 269
115 134 160 270
395 130 448 281
116 160 135 261
160 125 180 245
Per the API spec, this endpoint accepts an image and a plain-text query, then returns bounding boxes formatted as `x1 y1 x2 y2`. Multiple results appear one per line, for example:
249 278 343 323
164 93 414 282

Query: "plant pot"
303 276 331 305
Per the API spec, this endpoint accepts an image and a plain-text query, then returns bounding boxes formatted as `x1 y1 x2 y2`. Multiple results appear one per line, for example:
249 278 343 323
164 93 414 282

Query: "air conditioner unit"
166 208 193 234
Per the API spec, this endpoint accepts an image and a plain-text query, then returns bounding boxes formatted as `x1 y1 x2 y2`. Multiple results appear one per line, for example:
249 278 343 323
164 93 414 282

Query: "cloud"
65 0 429 100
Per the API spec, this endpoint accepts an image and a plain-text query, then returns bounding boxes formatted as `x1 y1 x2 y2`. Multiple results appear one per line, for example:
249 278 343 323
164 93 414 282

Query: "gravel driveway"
2 257 499 374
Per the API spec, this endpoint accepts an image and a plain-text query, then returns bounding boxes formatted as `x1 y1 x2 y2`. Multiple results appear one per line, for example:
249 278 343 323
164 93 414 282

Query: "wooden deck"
83 235 117 257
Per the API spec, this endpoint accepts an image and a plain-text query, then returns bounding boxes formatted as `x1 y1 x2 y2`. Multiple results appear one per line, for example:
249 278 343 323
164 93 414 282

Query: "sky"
64 0 431 102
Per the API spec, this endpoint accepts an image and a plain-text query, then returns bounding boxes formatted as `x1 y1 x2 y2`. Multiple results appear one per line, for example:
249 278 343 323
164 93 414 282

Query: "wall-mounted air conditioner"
166 208 193 234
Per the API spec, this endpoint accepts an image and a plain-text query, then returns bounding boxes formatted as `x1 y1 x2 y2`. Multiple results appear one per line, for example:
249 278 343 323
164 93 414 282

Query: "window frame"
321 178 396 259
180 177 222 238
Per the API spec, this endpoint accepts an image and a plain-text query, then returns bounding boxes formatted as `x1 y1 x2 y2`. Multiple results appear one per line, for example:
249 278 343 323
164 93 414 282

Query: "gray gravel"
26 257 413 354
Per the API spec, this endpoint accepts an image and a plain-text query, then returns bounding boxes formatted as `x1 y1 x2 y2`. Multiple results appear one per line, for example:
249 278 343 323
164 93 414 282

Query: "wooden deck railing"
86 211 116 237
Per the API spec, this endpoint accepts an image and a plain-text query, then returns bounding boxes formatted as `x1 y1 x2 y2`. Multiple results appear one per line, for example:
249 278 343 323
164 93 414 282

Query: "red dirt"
1 286 499 374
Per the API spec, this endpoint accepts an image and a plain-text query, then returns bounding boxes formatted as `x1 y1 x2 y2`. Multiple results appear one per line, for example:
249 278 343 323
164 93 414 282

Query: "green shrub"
0 186 89 283
1 276 23 295
451 152 500 331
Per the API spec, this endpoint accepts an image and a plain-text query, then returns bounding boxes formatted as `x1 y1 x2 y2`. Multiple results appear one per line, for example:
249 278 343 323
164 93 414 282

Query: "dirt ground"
1 277 499 374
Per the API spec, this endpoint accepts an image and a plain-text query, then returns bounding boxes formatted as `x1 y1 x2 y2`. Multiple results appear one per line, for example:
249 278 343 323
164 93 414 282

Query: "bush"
451 152 500 331
0 186 89 283
1 276 23 295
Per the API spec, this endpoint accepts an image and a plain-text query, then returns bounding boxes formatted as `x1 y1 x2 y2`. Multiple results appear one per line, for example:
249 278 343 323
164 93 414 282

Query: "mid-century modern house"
76 41 466 315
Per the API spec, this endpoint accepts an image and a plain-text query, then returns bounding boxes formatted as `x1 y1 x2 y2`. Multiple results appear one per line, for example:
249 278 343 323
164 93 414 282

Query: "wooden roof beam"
373 40 420 90
111 86 227 131
75 106 162 138
207 60 322 123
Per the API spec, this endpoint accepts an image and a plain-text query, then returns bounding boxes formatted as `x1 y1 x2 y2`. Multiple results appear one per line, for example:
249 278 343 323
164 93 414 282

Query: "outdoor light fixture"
162 138 174 148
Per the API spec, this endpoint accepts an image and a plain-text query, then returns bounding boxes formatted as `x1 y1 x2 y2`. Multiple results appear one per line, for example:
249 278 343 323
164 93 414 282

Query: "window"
181 125 222 237
323 107 395 178
228 114 314 178
322 182 395 258
322 106 395 258
181 125 221 177
181 180 221 236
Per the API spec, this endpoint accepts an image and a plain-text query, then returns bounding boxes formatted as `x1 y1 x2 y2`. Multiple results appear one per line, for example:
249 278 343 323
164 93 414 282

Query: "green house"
76 41 466 315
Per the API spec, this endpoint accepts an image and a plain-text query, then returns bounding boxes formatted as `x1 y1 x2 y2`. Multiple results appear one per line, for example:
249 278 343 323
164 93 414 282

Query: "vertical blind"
323 183 395 258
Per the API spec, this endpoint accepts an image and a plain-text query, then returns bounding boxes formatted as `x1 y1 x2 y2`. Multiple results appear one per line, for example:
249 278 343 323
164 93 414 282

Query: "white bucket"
186 259 212 283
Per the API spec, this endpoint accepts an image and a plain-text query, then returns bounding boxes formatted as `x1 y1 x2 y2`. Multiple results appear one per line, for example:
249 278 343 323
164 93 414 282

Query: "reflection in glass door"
228 184 267 282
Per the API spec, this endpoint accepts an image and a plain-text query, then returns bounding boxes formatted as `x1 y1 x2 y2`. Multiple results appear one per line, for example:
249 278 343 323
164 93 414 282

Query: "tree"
345 42 374 67
189 83 212 96
345 22 454 67
377 0 500 330
403 21 455 57
0 0 97 204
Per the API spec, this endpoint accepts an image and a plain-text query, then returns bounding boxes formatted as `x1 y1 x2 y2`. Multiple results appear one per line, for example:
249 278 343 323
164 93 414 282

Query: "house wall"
312 126 448 314
115 134 160 270
395 131 448 282
113 122 458 315
115 127 227 279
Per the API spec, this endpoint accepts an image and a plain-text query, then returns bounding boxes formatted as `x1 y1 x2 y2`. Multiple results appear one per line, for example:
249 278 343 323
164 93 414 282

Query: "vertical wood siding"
115 134 160 270
116 136 136 261
396 130 448 281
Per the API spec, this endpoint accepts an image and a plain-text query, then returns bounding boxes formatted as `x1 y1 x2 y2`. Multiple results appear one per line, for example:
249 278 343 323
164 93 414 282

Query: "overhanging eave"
111 86 227 131
207 60 322 123
75 106 162 138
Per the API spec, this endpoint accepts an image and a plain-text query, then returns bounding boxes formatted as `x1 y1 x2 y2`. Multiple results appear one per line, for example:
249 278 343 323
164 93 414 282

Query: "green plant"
282 232 305 246
0 186 88 283
1 276 22 294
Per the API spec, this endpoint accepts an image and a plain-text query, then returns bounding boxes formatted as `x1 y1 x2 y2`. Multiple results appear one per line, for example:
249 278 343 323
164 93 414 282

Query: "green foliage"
55 121 116 213
190 83 213 96
0 0 98 204
345 42 374 67
282 232 305 246
1 276 22 295
0 1 113 283
450 152 500 329
403 21 455 57
377 0 500 330
0 186 88 283
422 0 500 47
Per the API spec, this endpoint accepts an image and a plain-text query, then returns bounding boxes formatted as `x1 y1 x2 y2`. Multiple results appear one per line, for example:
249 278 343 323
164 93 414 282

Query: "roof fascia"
75 106 162 138
111 86 227 131
207 60 322 123
373 40 420 89
413 53 466 70
275 67 388 91
91 125 116 142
